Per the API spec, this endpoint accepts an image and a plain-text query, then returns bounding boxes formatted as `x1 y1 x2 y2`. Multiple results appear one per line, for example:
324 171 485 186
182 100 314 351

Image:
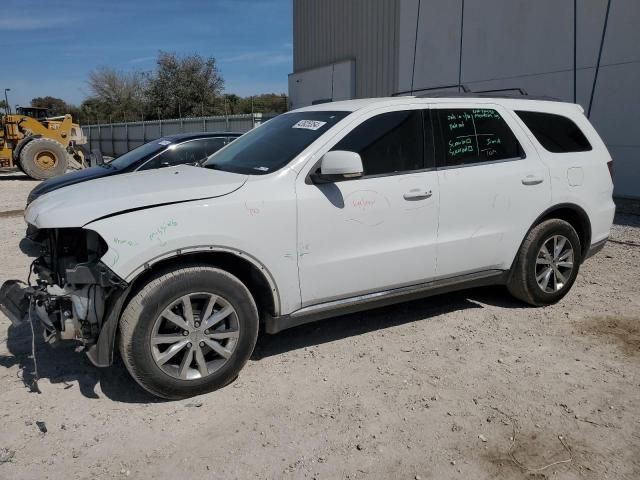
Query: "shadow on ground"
0 285 525 403
0 321 159 404
253 285 525 359
0 172 34 181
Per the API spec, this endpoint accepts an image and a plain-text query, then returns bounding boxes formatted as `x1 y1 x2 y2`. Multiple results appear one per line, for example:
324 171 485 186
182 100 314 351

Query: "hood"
27 165 119 205
25 165 248 229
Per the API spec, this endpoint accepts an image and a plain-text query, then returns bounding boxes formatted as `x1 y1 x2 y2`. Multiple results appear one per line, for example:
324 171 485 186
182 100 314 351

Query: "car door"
430 104 551 277
296 106 440 306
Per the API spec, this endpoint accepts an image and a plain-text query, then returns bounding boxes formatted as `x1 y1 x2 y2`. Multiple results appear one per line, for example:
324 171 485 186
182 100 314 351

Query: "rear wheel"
119 265 259 399
508 219 582 306
19 137 68 179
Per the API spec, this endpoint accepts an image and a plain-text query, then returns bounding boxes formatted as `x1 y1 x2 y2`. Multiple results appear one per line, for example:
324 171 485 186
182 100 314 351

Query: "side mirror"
311 151 363 183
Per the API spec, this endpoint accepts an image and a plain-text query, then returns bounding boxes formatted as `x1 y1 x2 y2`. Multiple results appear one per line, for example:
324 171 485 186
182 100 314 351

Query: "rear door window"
331 110 424 176
434 108 524 168
515 111 592 153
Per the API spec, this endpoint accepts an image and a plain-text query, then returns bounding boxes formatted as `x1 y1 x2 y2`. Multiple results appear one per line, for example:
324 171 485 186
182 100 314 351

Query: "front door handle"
403 189 433 201
521 175 544 186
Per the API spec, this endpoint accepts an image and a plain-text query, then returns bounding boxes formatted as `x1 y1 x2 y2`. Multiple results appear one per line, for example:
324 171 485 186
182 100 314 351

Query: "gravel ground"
0 171 638 480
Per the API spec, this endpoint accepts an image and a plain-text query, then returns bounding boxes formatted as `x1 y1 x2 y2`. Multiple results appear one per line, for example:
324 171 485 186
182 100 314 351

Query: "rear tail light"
607 160 614 180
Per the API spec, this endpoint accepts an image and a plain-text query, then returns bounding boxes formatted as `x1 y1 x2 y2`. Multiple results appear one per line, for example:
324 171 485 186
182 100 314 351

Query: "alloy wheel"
535 235 575 293
150 292 239 380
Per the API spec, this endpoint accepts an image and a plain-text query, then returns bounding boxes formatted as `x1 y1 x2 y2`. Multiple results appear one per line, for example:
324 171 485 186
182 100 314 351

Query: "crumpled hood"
25 165 247 228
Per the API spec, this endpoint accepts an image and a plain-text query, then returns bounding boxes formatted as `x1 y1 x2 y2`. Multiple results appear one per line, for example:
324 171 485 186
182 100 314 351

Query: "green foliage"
30 96 80 119
0 99 8 113
18 51 289 124
147 51 225 119
83 67 148 123
237 93 288 114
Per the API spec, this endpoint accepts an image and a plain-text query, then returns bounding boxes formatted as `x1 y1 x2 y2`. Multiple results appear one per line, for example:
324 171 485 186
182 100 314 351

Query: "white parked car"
0 95 615 398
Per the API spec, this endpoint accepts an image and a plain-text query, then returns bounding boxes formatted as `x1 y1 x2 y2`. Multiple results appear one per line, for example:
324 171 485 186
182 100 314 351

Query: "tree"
0 99 8 113
237 93 288 114
223 94 241 115
77 51 289 124
31 96 68 115
146 51 224 119
30 96 81 121
86 67 147 122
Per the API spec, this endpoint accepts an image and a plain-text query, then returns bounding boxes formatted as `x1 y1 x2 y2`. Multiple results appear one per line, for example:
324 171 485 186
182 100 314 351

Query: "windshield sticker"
292 120 327 131
157 140 172 146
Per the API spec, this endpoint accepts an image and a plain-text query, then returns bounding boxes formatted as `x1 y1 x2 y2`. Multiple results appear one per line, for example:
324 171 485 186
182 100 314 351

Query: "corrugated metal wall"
82 113 276 157
293 0 400 99
398 0 640 198
293 0 640 198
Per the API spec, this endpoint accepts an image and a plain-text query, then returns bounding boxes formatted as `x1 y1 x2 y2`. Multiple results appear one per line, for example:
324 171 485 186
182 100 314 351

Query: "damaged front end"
0 227 128 366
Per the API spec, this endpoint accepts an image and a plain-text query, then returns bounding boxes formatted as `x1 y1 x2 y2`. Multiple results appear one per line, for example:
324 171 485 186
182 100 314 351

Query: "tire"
507 219 582 306
119 265 259 399
19 137 69 180
12 137 31 174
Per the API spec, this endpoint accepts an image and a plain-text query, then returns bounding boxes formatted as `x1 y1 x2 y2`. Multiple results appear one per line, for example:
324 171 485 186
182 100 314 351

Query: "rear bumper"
584 237 608 261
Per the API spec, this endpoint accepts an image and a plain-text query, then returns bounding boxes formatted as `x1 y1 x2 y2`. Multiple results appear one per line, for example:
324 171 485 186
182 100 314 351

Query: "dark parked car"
27 132 242 204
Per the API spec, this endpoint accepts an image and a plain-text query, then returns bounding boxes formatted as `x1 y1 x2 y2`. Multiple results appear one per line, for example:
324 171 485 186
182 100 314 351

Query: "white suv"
1 95 615 398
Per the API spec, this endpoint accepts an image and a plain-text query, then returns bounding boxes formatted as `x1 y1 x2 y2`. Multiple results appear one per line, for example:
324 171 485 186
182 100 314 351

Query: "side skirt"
265 270 508 334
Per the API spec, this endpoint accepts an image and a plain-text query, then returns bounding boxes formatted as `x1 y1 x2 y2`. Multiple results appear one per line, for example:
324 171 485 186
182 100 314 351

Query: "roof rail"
392 85 561 102
475 87 528 95
392 83 470 97
417 91 561 102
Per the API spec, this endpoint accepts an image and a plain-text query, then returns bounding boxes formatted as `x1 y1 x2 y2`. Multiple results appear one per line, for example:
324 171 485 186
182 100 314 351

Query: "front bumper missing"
0 280 31 327
0 280 82 343
1 260 129 366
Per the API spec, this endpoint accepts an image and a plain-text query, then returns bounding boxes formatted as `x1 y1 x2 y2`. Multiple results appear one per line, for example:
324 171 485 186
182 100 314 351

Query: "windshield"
202 111 350 175
108 139 171 169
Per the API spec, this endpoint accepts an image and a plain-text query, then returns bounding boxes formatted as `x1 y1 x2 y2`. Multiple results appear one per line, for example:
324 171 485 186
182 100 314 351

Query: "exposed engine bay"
0 227 127 365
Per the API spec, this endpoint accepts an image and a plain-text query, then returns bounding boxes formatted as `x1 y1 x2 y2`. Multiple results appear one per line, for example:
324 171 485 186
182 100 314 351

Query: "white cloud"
222 51 291 67
224 79 288 97
0 15 78 30
127 56 156 65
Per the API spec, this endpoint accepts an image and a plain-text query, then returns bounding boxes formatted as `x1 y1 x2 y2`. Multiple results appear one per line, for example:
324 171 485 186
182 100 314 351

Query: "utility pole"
588 0 612 118
573 0 577 103
3 88 11 114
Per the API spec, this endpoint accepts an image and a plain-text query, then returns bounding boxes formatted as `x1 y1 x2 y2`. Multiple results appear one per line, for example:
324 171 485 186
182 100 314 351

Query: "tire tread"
118 265 258 399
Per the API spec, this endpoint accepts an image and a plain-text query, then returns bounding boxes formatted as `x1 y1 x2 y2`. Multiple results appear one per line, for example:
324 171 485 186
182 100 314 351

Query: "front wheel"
19 137 69 179
508 219 582 306
119 265 259 399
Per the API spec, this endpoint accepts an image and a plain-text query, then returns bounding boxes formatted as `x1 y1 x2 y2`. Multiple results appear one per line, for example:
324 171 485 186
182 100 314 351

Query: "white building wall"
398 0 640 198
292 0 640 197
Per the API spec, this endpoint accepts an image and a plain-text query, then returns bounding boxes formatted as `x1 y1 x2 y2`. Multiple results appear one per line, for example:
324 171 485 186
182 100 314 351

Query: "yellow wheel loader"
0 107 89 180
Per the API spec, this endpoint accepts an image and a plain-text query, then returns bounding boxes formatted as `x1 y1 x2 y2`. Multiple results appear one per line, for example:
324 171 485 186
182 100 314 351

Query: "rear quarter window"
515 111 592 153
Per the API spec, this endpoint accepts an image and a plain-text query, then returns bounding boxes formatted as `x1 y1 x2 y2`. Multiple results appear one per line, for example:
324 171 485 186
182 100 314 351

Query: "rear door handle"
521 175 544 186
403 189 433 201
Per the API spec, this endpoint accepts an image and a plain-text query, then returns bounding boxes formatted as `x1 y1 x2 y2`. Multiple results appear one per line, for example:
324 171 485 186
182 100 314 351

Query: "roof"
295 96 582 115
161 132 243 141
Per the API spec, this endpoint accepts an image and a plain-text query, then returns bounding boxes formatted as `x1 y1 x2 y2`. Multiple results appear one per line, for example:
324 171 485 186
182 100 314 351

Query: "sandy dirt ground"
0 171 638 480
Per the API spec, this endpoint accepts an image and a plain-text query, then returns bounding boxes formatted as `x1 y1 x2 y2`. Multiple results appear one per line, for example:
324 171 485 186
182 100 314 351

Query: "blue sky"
0 0 292 107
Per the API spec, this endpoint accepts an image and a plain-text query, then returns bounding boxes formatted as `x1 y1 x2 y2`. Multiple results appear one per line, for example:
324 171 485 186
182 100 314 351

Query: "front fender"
85 193 300 314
